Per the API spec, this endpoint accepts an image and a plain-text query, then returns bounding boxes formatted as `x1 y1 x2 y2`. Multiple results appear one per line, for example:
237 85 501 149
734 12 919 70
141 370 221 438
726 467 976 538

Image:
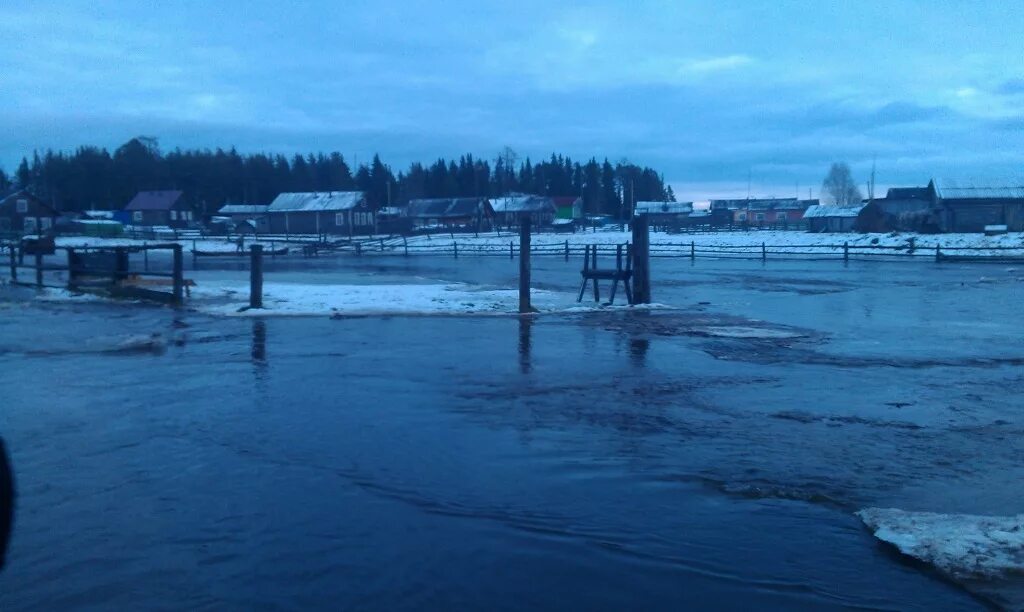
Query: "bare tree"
821 162 863 206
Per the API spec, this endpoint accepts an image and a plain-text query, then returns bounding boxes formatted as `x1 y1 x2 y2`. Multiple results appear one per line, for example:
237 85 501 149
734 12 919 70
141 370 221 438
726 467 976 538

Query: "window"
755 213 766 222
40 218 52 230
24 217 37 233
738 212 747 221
185 211 193 221
133 211 143 222
16 199 28 213
170 210 178 221
336 213 346 226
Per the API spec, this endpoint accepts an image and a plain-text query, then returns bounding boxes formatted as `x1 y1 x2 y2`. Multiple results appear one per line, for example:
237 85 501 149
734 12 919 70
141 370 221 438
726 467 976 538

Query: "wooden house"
266 192 373 235
218 203 269 233
634 201 693 229
124 190 193 228
552 196 584 221
0 190 57 234
803 204 866 232
931 180 1024 233
873 186 940 232
490 195 557 229
405 198 493 231
733 198 815 227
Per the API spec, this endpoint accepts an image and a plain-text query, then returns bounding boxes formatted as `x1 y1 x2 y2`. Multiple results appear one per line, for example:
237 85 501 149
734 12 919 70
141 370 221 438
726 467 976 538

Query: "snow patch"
857 507 1024 579
689 325 806 339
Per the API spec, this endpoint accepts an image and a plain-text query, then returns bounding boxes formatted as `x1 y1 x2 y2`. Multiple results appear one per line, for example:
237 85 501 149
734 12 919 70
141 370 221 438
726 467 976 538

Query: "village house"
124 190 194 228
803 203 866 232
930 180 1024 233
0 190 57 234
634 200 693 229
405 198 493 231
490 195 557 229
733 198 816 227
552 196 584 221
872 186 940 232
266 192 373 235
217 203 269 233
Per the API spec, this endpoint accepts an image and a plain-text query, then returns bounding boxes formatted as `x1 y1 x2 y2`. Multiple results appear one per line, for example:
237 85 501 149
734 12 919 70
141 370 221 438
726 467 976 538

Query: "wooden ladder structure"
578 244 633 305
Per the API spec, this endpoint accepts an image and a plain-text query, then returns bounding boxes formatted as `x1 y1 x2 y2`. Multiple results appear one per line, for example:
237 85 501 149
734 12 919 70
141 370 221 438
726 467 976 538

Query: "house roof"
219 204 268 215
125 190 184 211
634 201 693 215
803 204 865 219
406 198 488 219
0 189 55 213
931 179 1024 200
886 187 931 200
550 196 582 207
491 195 556 214
267 191 365 213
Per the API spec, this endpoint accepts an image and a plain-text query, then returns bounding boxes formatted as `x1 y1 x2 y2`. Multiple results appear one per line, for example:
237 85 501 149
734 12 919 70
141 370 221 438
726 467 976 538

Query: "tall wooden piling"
844 242 849 263
519 217 532 313
172 244 184 305
250 244 264 309
564 240 570 262
631 214 651 303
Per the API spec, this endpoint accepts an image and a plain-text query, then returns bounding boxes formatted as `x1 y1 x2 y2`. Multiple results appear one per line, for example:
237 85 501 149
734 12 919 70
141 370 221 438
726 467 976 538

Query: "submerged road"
1 256 1021 609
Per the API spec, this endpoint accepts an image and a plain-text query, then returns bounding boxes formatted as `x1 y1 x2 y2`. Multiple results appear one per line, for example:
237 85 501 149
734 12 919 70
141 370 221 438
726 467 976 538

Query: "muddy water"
2 255 1022 609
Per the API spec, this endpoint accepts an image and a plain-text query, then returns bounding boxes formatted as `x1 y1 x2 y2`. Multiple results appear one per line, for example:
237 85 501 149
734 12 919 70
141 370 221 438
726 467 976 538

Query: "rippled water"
1 256 1021 609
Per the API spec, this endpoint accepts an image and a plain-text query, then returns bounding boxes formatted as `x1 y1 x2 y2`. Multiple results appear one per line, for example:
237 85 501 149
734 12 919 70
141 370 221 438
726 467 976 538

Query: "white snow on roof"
803 204 864 218
857 507 1024 580
267 192 365 212
219 204 269 215
634 201 693 215
491 196 555 214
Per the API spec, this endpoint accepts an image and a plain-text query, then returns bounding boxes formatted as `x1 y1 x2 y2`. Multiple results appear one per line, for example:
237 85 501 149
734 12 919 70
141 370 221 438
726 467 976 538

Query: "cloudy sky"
2 0 1023 199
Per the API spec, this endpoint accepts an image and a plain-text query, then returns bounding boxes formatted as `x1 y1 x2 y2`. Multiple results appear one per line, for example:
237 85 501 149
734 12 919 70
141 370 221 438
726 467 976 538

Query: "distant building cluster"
2 178 1023 237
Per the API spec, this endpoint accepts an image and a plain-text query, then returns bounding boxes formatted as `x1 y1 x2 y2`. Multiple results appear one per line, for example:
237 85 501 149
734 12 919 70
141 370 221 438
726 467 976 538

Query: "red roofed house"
124 190 193 228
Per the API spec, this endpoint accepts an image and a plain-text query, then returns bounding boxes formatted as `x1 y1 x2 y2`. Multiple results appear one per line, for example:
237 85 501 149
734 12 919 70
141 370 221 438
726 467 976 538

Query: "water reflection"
252 319 267 364
629 337 650 367
518 317 532 374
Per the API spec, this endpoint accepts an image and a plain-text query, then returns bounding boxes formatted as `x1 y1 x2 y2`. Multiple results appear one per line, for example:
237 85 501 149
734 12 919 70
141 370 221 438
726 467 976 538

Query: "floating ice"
857 507 1024 579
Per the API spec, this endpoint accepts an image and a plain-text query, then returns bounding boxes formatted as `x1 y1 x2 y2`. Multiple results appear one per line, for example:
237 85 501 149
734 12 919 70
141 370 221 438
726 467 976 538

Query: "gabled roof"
406 198 489 219
550 196 582 207
803 204 865 219
634 201 693 215
267 191 365 212
218 204 269 215
491 195 556 214
0 189 55 213
125 190 184 211
930 179 1024 200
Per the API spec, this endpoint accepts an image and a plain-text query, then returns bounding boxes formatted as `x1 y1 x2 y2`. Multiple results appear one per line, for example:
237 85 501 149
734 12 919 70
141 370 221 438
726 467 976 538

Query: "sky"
1 0 1023 201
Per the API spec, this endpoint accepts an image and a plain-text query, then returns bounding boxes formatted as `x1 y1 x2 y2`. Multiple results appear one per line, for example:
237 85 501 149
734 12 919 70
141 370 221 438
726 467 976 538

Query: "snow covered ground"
857 507 1024 580
52 229 1024 258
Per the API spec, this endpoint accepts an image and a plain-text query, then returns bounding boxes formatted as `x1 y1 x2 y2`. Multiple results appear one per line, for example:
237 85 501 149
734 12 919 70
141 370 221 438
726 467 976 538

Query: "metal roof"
885 187 931 200
124 190 184 211
634 201 693 215
406 198 488 219
267 191 365 213
491 195 556 214
803 204 865 219
931 179 1024 200
218 204 268 215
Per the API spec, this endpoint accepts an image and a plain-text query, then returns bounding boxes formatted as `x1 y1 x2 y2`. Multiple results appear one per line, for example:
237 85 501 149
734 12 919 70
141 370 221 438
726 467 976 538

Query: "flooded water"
2 253 1022 609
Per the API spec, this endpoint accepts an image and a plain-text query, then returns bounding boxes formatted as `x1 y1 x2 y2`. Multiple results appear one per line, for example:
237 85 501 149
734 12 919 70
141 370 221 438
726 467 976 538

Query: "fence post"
66 248 76 289
355 242 362 256
143 242 149 271
565 240 569 262
519 217 532 313
631 214 651 304
935 244 941 262
8 245 16 283
35 251 43 287
762 242 766 262
403 236 409 257
844 242 849 263
250 244 263 309
691 241 695 261
172 244 184 306
510 241 514 260
453 241 458 258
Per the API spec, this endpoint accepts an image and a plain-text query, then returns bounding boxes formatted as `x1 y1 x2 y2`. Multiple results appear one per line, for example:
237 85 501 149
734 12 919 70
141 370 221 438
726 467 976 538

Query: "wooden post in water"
172 244 184 305
34 251 43 287
762 242 767 262
510 241 514 260
631 214 651 303
453 241 458 258
250 244 263 309
691 241 695 261
935 244 941 262
66 248 76 289
844 242 849 263
564 240 569 261
519 217 531 313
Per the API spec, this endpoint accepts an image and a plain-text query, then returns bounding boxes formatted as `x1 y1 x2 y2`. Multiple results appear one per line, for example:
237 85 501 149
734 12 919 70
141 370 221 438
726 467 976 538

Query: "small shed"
124 190 193 228
406 198 493 230
266 192 372 235
218 203 269 233
803 204 866 232
931 180 1024 233
490 195 557 228
0 190 57 235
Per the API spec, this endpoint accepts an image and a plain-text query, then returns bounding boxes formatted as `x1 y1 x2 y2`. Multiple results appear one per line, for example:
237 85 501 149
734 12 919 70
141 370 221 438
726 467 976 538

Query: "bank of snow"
193 282 663 317
857 507 1024 579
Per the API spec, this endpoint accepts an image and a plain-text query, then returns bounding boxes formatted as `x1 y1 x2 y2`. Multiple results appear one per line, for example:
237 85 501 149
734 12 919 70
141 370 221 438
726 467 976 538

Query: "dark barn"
406 198 493 231
266 192 374 235
124 191 193 228
875 186 940 232
0 190 57 234
932 180 1024 233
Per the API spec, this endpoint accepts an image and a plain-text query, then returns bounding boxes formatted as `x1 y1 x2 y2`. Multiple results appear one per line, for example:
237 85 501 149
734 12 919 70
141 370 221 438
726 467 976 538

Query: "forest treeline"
1 138 675 217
